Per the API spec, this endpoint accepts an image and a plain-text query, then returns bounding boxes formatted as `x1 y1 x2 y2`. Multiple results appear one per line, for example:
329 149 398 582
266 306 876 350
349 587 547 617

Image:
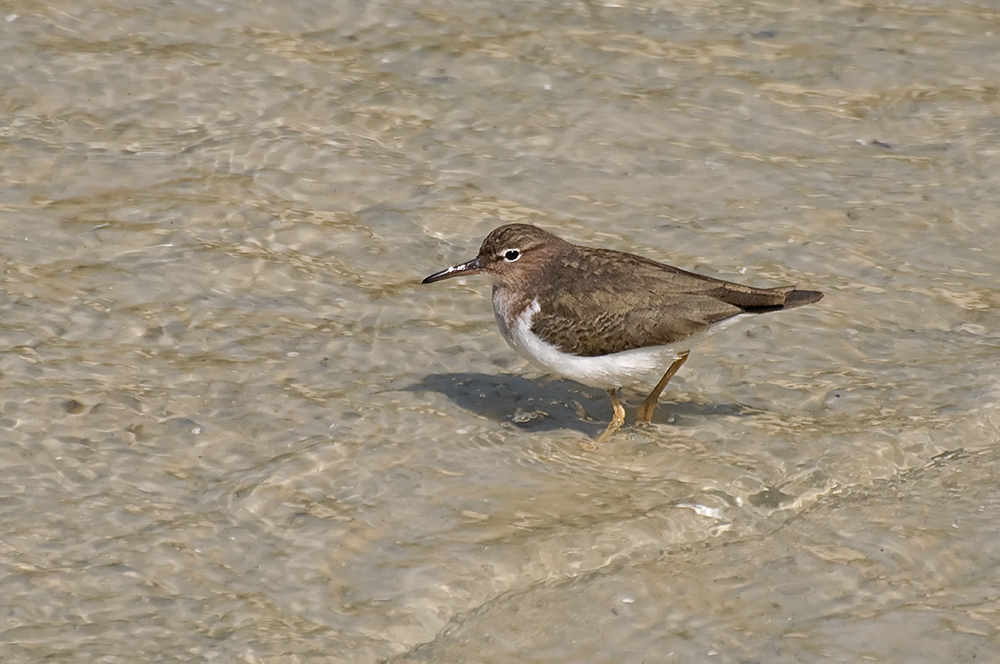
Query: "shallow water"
1 0 999 661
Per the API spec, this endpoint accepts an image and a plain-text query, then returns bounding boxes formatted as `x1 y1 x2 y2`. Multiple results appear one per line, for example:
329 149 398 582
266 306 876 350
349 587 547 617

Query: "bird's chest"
491 285 538 349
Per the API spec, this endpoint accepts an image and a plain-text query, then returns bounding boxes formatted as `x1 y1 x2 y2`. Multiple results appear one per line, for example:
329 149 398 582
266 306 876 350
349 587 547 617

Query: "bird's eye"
503 249 521 262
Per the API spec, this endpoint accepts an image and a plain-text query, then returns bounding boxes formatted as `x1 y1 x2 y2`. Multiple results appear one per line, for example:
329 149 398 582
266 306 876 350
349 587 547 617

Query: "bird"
422 223 823 442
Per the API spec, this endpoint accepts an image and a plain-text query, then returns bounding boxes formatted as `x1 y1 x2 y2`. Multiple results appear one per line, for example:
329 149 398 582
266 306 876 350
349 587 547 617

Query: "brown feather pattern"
476 224 822 357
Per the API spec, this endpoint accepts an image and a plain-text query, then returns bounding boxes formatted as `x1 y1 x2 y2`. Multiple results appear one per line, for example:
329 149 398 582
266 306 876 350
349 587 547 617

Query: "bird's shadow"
407 372 745 436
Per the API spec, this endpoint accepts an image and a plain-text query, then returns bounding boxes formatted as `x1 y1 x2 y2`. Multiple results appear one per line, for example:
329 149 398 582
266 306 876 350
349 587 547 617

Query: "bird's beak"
421 257 482 284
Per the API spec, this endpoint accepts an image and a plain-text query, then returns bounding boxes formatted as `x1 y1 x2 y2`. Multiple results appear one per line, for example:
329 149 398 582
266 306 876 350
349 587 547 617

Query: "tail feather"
708 284 823 312
781 289 823 309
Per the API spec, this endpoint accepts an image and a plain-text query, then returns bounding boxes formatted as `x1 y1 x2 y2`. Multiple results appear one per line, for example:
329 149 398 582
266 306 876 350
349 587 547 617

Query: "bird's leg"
596 388 626 443
636 351 690 425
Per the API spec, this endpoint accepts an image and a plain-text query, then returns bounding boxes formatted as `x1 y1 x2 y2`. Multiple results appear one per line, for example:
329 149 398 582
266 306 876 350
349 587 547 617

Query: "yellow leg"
636 351 690 425
596 388 626 443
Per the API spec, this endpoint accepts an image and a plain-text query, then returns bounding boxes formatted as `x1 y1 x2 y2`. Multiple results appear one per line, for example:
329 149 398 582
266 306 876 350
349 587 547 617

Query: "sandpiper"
422 224 822 441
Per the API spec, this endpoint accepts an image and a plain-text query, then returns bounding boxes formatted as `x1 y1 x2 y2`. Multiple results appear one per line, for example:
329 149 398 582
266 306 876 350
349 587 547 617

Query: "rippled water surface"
2 0 999 661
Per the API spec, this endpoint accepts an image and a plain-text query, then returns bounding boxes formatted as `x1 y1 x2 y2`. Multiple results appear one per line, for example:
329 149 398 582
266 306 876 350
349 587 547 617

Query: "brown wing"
529 246 820 357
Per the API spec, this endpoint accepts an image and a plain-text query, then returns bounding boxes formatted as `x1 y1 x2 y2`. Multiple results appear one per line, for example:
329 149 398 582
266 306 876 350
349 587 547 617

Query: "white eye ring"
502 248 521 262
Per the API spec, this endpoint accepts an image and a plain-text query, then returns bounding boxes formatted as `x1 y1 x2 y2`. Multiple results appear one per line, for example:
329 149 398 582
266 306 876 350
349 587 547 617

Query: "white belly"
495 298 687 390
